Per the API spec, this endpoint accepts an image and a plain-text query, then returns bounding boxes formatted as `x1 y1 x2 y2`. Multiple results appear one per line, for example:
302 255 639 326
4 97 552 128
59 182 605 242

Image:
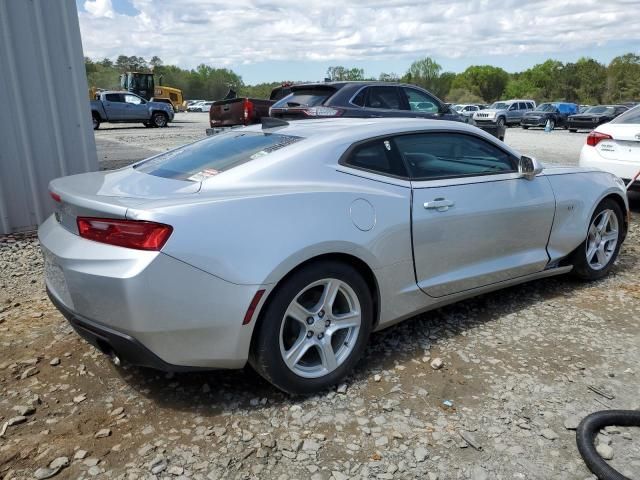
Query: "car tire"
92 114 100 130
522 126 529 130
570 199 624 281
548 119 555 130
569 129 577 133
250 260 373 394
496 117 505 128
151 112 168 128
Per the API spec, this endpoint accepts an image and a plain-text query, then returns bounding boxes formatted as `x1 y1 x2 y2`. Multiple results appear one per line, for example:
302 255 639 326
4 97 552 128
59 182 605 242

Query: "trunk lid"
49 168 200 233
594 124 640 162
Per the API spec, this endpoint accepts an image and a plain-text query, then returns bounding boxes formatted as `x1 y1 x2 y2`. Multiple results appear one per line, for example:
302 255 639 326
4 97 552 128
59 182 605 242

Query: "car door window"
403 88 439 113
105 93 123 102
508 104 517 111
518 102 528 110
343 139 407 177
124 94 143 105
364 86 404 110
394 133 516 180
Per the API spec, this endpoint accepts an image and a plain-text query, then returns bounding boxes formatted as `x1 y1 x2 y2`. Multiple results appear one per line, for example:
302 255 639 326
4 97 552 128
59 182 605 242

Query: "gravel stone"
596 443 614 460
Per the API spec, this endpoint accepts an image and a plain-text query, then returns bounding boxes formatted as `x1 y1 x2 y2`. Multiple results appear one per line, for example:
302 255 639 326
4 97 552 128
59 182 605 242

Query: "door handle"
424 198 454 212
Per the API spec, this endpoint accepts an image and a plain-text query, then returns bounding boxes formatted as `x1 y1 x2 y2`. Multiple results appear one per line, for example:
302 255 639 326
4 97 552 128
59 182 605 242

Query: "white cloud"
77 0 640 71
84 0 115 18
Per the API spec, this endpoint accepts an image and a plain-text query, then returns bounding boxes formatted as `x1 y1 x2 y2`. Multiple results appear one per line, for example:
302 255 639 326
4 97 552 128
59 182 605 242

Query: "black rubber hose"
576 410 640 480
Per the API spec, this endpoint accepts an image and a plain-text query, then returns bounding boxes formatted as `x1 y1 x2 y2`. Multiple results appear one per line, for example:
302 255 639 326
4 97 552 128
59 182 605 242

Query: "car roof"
243 117 519 154
291 81 423 89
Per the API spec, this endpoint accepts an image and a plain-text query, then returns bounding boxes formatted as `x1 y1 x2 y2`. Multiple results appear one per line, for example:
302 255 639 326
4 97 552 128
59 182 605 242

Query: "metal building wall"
0 0 97 234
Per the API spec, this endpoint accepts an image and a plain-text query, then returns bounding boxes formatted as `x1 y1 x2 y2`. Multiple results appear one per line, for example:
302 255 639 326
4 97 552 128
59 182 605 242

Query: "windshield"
535 103 557 112
611 105 640 124
452 105 464 112
490 102 508 110
135 131 303 181
585 106 614 115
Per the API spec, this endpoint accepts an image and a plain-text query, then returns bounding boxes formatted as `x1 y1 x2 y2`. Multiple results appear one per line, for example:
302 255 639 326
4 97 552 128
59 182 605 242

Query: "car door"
397 131 556 297
123 94 148 120
103 93 126 120
506 103 519 123
357 85 406 117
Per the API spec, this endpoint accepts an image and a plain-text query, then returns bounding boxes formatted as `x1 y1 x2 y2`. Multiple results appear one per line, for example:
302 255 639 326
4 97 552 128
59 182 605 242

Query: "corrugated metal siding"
0 0 97 234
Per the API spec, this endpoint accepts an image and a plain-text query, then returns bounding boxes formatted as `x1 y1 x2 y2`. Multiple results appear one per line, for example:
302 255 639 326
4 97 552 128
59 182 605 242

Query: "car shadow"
97 124 184 131
113 267 619 416
627 191 640 213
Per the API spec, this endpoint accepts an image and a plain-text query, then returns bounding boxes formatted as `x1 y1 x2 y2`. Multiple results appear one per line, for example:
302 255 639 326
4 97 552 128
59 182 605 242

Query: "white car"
579 106 640 190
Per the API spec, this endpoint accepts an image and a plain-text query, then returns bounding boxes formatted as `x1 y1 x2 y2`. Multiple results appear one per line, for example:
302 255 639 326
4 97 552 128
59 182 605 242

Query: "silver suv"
473 99 536 127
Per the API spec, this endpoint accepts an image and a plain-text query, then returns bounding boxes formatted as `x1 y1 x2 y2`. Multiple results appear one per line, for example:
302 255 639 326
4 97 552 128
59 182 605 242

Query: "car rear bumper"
39 215 262 370
579 145 640 186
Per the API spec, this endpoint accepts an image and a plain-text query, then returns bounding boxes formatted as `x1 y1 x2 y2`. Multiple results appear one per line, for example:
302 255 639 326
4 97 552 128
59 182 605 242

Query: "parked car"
579 105 592 113
90 91 174 130
473 99 536 127
521 102 579 129
568 105 629 132
579 105 640 190
187 101 206 112
270 82 459 121
41 117 628 394
208 85 293 129
198 101 214 113
452 104 484 123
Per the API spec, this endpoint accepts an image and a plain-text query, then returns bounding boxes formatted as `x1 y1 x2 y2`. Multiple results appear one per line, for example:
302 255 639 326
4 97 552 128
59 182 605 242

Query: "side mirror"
519 156 543 180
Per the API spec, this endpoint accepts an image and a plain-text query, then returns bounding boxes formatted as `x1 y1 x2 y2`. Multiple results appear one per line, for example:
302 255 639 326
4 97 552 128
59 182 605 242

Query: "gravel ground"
1 118 640 480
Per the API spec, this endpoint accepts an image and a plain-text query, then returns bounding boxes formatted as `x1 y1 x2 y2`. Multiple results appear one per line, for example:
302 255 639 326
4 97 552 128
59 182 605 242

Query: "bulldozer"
119 72 185 112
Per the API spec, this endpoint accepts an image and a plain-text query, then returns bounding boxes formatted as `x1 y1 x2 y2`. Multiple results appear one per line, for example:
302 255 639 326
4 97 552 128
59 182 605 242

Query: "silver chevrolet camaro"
39 118 628 394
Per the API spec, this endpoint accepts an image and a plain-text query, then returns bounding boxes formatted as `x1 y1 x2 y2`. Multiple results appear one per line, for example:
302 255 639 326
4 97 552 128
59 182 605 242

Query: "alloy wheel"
586 209 618 270
279 278 361 378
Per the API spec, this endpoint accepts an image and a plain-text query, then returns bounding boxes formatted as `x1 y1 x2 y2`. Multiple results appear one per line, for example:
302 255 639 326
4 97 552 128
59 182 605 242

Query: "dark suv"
270 82 461 122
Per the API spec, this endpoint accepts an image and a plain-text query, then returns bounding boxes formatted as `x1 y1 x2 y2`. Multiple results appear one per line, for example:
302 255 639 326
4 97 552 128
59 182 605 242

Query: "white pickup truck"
90 91 175 130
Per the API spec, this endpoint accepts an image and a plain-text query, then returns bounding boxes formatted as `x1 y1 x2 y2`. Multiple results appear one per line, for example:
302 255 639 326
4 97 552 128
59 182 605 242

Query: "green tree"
451 66 509 102
326 66 365 81
572 58 606 104
605 53 640 103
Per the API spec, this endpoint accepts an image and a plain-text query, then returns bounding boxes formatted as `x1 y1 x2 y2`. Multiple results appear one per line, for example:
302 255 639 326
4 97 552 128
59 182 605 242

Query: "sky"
76 0 640 85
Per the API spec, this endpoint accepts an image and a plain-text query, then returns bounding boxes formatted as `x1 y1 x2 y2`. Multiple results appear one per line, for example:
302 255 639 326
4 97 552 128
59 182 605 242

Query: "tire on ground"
250 260 373 394
570 198 624 281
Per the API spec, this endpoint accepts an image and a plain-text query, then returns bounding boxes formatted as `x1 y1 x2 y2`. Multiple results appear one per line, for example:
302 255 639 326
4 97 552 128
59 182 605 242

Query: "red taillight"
243 99 254 125
76 217 173 251
586 131 612 147
242 289 265 325
302 106 343 117
50 191 61 203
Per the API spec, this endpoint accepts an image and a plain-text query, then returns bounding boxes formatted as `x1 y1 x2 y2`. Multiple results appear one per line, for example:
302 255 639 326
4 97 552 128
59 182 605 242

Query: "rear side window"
611 105 640 124
394 133 516 180
105 93 123 102
135 131 303 181
344 139 407 177
364 86 404 110
272 87 336 108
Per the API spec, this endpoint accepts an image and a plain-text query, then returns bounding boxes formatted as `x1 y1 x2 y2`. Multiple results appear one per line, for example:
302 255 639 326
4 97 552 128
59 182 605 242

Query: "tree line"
85 53 640 104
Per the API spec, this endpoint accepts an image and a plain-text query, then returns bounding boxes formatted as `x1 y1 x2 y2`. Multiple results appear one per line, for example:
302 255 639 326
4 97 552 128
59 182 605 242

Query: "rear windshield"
272 87 336 108
135 131 303 181
611 105 640 124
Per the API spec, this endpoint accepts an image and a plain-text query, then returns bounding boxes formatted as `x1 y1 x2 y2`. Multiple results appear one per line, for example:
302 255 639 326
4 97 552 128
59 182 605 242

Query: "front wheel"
151 112 168 128
92 114 100 130
570 199 624 280
496 117 505 128
547 119 556 130
250 261 373 394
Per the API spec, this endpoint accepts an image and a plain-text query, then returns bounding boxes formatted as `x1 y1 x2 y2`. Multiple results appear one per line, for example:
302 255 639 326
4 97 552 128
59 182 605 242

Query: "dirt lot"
1 116 640 480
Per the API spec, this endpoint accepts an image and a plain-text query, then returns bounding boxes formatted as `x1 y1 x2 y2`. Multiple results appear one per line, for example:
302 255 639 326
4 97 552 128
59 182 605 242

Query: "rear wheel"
151 112 168 128
250 261 373 394
571 199 624 280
